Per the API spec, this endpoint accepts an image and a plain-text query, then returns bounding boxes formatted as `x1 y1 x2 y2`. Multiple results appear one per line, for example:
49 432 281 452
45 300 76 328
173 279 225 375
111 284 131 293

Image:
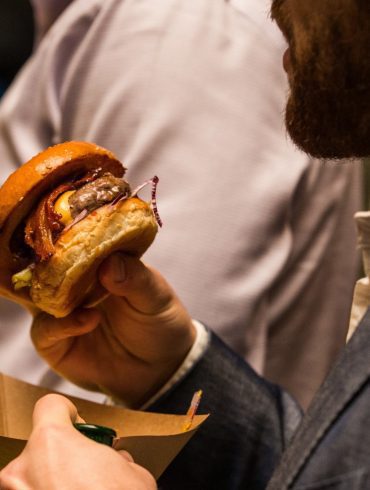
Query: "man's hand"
0 394 157 490
31 254 196 407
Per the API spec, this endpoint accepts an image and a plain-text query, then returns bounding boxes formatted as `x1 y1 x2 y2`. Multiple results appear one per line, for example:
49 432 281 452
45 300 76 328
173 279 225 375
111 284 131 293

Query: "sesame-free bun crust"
0 141 124 233
0 142 158 317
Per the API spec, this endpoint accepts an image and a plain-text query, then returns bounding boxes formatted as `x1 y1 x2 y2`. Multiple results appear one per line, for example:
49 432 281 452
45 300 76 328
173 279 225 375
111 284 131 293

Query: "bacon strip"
23 169 159 263
24 169 103 262
25 184 72 262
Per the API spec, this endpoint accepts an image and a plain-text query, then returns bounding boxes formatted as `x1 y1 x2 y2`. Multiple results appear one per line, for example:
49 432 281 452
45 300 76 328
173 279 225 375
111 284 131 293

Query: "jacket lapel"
267 308 370 489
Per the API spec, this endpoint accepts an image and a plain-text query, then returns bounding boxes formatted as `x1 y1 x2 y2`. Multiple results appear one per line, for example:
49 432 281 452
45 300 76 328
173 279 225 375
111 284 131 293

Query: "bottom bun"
30 197 158 317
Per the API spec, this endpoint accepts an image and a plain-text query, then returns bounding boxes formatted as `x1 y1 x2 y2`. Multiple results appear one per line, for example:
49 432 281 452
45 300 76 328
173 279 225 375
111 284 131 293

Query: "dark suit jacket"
267 308 370 489
152 310 370 489
151 332 301 489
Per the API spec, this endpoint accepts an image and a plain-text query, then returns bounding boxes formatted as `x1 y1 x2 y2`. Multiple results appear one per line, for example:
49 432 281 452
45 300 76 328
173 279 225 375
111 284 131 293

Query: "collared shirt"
0 0 362 407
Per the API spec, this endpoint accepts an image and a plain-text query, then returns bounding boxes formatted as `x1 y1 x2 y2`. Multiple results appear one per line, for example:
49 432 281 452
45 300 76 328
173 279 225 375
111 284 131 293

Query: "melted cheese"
54 190 75 225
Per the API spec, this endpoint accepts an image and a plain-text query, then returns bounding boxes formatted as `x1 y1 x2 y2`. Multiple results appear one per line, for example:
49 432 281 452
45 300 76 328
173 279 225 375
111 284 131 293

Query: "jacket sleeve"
149 331 302 490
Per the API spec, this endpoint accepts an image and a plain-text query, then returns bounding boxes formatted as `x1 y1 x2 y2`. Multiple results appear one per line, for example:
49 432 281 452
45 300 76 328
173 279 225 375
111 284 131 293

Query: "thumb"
98 254 176 315
117 450 135 463
32 394 84 429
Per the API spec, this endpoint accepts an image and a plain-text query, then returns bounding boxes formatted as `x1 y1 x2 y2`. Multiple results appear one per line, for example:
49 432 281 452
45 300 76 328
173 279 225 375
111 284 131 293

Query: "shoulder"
151 331 292 489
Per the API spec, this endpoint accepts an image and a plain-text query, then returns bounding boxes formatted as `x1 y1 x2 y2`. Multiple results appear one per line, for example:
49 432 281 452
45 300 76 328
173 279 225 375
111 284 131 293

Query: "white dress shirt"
0 0 362 407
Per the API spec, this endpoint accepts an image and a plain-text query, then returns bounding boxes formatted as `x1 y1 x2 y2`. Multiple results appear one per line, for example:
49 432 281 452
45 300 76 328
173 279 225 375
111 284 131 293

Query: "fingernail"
112 254 127 283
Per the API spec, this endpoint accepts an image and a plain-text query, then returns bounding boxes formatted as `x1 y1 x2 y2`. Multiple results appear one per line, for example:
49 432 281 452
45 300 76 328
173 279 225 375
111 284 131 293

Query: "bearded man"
1 0 370 489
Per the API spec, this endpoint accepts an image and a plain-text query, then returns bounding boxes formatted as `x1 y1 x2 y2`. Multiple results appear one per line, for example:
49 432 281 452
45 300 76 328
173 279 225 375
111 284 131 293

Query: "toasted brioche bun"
0 141 158 317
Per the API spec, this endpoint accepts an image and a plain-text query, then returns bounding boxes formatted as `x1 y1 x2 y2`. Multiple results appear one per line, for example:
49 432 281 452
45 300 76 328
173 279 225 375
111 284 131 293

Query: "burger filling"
68 174 130 218
11 171 160 291
11 169 131 289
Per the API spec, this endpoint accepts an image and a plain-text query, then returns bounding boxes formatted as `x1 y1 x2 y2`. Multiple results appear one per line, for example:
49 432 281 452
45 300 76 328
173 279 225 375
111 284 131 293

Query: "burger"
0 141 160 318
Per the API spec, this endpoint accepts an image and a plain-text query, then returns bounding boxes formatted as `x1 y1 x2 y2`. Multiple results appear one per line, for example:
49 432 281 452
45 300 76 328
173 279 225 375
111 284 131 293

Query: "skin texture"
4 0 370 488
0 394 156 490
31 254 196 408
0 255 195 489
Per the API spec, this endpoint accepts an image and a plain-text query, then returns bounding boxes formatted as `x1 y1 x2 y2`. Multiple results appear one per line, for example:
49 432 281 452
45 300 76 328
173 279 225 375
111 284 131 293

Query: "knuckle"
0 462 19 489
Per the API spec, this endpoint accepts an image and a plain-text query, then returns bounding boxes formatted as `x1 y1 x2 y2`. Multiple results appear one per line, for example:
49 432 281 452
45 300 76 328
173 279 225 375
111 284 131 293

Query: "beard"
286 76 370 160
275 2 370 159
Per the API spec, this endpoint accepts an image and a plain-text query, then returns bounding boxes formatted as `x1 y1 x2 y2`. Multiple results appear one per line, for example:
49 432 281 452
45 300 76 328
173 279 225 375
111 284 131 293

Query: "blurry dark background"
0 0 34 96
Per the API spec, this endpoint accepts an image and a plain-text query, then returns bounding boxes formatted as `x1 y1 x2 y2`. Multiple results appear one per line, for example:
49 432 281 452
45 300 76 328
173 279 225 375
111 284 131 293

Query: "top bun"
0 141 127 310
0 141 124 233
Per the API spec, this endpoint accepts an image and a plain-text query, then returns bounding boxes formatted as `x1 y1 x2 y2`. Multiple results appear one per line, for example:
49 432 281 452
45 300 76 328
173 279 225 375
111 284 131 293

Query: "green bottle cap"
74 423 117 447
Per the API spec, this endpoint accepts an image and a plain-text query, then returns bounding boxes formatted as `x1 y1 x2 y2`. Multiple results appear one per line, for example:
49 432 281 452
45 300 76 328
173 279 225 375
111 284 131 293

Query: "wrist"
132 319 197 408
108 321 209 410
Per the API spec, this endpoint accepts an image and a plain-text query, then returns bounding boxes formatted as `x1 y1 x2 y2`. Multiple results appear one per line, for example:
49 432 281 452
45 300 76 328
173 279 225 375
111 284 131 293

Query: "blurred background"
0 0 34 97
0 0 369 209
